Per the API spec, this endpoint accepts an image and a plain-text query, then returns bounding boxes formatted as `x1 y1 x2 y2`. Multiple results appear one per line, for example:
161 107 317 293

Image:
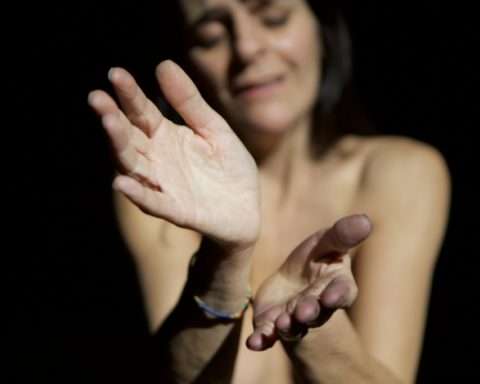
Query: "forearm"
154 239 253 384
283 311 403 384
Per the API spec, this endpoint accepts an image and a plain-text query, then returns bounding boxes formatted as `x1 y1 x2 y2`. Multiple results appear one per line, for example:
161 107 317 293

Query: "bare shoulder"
321 133 450 199
356 134 451 203
352 134 452 261
363 134 450 174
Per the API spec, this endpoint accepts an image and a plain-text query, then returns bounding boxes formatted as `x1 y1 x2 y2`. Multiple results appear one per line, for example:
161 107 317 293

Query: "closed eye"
195 34 226 48
191 21 228 49
261 11 291 27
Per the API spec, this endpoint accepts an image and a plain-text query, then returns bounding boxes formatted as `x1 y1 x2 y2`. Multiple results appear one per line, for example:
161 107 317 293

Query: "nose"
232 12 267 64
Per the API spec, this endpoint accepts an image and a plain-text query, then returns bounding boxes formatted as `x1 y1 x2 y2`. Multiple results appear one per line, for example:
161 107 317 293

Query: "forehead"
180 0 295 24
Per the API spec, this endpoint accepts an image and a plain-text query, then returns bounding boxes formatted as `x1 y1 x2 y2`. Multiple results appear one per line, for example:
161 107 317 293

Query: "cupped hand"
88 60 260 248
246 214 372 351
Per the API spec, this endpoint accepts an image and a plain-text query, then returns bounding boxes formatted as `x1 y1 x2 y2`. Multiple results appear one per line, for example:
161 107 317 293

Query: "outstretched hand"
247 214 372 351
88 61 260 248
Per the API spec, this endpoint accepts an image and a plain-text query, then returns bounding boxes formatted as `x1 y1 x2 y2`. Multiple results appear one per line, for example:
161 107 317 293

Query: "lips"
232 75 285 98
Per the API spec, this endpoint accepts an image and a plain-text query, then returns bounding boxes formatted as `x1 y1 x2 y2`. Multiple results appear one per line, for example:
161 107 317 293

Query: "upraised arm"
88 60 261 383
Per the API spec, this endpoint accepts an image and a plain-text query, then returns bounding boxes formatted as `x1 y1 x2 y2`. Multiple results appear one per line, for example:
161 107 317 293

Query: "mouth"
232 75 286 100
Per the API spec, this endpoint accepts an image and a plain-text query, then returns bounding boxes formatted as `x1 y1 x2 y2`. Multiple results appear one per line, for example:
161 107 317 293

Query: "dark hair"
306 1 377 157
137 1 376 158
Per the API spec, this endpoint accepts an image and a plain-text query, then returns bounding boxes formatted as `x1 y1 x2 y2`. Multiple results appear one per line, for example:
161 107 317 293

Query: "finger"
113 175 179 220
321 277 358 309
246 331 264 351
101 113 152 181
280 297 313 336
155 60 227 138
88 90 151 165
313 214 373 259
249 305 284 351
275 312 291 333
88 89 120 116
246 325 277 351
290 288 336 327
293 296 320 324
275 310 308 340
108 67 164 137
246 330 275 351
293 295 336 328
277 315 308 342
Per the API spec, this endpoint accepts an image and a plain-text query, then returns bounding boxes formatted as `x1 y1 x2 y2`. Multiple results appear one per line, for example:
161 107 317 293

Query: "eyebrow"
188 0 284 30
249 0 275 12
190 7 230 30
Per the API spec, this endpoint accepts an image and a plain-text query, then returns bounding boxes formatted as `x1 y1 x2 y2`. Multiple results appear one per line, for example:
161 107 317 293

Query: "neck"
242 115 316 210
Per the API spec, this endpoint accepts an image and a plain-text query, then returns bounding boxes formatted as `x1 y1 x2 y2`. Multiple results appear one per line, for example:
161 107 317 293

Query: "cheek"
275 11 321 76
275 20 322 107
277 23 320 63
189 49 229 91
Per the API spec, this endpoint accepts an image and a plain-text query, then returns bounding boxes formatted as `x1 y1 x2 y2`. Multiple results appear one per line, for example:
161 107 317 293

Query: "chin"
233 103 302 136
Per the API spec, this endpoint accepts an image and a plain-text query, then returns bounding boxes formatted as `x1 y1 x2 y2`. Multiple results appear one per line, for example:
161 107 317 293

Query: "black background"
10 2 477 382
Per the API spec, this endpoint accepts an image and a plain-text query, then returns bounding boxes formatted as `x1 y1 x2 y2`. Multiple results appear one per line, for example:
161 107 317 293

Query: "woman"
88 1 451 383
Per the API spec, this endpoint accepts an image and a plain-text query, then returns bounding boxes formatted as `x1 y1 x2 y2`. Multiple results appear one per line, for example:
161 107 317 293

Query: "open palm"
247 214 372 351
88 61 260 246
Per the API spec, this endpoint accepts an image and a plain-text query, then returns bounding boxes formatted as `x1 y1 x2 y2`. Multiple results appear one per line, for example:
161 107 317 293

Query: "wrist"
199 236 256 264
207 235 258 257
187 238 253 305
206 210 260 255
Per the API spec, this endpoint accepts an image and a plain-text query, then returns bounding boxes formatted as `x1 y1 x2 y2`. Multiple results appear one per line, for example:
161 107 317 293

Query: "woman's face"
180 0 323 138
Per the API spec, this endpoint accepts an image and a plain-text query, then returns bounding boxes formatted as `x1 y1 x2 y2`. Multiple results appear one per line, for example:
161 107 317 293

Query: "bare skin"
108 116 450 384
98 65 450 380
88 0 451 382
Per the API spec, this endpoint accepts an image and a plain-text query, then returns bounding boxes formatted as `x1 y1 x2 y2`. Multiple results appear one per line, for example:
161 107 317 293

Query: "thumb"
312 214 373 259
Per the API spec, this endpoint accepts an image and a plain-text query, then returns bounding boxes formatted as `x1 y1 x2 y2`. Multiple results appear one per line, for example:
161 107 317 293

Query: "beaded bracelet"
193 287 252 320
189 252 253 320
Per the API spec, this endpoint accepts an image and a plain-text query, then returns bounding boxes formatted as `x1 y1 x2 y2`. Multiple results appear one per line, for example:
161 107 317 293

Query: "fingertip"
112 175 127 192
156 60 176 76
249 323 279 350
321 290 342 308
113 175 141 198
294 297 320 323
88 90 108 110
275 312 291 332
163 59 177 69
335 214 372 248
87 90 98 107
108 67 121 82
321 280 349 308
246 333 263 351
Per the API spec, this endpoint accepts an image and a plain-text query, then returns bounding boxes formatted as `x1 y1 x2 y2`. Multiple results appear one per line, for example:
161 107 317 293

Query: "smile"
233 76 285 100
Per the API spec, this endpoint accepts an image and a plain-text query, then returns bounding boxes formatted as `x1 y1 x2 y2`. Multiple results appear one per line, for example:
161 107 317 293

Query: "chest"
230 141 372 383
232 180 362 384
251 176 359 293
